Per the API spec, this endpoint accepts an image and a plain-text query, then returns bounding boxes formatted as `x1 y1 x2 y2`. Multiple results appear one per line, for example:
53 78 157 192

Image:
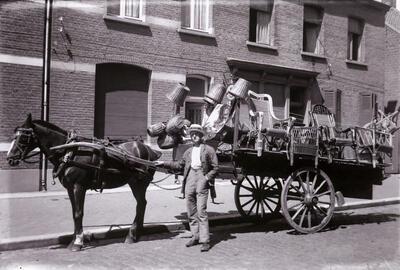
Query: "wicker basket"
227 78 252 99
147 122 166 137
166 115 191 135
157 133 182 149
166 83 190 106
204 83 226 105
291 127 318 156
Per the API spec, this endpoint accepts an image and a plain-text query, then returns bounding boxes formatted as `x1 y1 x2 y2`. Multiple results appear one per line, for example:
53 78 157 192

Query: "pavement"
0 173 399 252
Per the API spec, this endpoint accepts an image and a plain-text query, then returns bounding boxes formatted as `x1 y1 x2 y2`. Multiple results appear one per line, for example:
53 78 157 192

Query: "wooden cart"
177 91 397 234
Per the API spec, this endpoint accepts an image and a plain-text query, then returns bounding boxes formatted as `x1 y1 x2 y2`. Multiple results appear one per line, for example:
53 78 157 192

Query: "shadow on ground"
50 210 399 251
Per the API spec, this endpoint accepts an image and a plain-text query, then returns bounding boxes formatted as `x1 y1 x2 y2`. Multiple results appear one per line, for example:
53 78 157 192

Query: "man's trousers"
185 168 210 243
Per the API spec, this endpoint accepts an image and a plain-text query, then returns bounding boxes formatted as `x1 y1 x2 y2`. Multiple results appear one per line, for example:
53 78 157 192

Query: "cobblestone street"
1 205 399 270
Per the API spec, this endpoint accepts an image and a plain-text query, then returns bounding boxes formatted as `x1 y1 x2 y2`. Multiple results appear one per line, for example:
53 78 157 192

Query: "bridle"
8 128 40 163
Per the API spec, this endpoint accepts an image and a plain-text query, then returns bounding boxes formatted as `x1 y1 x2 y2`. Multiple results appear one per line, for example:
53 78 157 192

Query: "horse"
6 114 161 251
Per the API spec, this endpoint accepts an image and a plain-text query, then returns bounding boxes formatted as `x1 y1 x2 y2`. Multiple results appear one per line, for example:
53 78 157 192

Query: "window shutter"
107 0 121 15
335 90 342 126
324 90 335 114
359 93 373 125
181 0 190 28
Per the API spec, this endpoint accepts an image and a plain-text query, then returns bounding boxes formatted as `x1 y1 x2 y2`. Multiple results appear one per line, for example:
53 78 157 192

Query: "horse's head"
7 114 68 166
7 114 38 166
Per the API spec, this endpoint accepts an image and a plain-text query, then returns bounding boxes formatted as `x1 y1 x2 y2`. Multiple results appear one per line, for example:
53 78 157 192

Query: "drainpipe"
39 0 53 191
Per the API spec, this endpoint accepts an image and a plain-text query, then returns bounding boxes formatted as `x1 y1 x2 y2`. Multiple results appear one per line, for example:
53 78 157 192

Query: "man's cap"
189 124 205 136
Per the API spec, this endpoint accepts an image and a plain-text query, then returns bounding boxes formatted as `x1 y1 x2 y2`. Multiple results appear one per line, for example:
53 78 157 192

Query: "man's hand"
154 161 165 167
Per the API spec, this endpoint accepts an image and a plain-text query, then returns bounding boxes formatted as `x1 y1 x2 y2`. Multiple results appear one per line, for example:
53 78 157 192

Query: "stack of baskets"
147 115 191 149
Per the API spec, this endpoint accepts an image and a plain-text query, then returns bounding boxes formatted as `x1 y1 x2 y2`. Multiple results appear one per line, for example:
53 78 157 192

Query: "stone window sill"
103 14 150 27
301 51 327 60
177 27 216 39
246 41 278 52
345 59 368 68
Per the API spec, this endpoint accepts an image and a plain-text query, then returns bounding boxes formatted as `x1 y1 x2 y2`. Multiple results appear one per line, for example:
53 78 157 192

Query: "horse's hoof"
124 237 137 244
70 244 83 252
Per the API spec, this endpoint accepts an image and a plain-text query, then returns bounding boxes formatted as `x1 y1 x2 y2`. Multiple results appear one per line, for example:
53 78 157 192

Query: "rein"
20 151 41 163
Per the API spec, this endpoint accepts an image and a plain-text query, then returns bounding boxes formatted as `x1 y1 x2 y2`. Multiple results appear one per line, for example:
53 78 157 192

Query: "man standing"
155 124 218 252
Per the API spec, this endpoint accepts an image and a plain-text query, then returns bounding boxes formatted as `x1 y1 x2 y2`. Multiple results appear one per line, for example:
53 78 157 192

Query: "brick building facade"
385 4 400 173
0 0 396 192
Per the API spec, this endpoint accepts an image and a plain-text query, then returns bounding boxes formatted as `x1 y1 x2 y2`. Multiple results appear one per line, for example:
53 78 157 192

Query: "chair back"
311 104 335 128
247 91 278 130
355 127 374 146
249 98 273 130
310 104 336 139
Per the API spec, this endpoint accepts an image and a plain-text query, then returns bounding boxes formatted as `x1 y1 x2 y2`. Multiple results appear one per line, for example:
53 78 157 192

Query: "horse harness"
52 132 153 191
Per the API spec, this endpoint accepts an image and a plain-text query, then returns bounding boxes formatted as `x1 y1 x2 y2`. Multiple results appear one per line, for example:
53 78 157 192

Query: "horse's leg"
125 177 150 244
66 186 77 250
69 182 87 251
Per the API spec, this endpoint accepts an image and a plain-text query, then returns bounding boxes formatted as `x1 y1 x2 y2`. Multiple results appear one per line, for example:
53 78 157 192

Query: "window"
181 0 213 33
348 18 364 61
185 76 210 125
303 5 323 54
120 0 144 20
290 86 307 123
249 0 273 44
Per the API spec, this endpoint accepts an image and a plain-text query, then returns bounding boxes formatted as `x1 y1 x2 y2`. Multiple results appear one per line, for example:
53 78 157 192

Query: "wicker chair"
354 127 393 168
310 104 355 163
363 109 400 135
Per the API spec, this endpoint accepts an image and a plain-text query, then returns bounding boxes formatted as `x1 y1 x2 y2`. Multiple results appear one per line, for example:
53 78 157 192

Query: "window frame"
185 74 209 102
184 75 210 125
249 1 274 45
347 17 364 62
119 0 145 21
302 5 324 55
182 0 213 34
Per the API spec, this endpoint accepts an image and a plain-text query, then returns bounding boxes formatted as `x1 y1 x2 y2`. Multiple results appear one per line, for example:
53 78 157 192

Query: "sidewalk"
0 173 399 251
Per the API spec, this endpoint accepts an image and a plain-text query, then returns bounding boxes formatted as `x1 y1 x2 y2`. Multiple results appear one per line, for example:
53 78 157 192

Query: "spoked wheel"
234 175 282 220
281 167 335 234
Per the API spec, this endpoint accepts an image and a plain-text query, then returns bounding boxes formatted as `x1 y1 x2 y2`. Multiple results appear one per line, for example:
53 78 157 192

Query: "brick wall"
0 0 44 58
385 20 400 173
385 26 400 103
0 0 392 177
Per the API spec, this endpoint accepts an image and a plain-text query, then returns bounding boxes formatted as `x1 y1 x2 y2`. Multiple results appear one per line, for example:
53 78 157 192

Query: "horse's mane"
32 120 68 135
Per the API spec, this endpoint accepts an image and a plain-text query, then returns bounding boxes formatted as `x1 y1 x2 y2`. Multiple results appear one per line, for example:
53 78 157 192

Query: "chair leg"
372 152 376 168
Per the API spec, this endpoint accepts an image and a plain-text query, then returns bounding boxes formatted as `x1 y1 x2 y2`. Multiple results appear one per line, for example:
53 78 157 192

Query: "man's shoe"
185 239 199 247
200 243 210 252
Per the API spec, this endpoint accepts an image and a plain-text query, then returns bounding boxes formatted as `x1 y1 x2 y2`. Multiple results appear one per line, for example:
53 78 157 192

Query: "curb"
334 197 400 211
1 197 399 252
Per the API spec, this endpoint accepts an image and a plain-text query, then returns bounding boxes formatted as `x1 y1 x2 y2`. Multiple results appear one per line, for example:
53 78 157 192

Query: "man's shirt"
191 145 202 170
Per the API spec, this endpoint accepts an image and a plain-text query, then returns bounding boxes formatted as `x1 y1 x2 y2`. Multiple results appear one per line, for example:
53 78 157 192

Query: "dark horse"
6 114 161 251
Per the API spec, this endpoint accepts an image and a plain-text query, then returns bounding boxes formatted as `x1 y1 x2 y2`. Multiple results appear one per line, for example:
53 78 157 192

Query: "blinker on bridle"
15 128 34 144
9 128 40 163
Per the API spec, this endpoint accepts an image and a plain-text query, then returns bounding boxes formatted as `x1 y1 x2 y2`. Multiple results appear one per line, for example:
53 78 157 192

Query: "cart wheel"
234 175 282 220
281 167 335 234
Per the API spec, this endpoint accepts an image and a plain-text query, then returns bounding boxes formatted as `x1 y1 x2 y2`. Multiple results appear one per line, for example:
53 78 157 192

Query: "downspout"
39 0 53 191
